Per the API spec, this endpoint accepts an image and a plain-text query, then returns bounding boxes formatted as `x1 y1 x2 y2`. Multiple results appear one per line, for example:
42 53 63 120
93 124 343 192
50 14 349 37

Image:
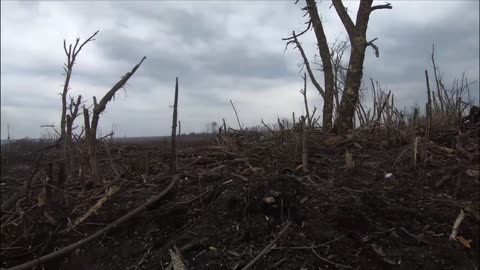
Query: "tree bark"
305 0 335 130
333 0 378 134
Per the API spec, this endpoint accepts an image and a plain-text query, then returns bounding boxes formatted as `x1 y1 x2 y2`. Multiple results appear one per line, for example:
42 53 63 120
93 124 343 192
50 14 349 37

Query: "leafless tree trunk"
283 0 335 130
60 31 98 179
84 56 147 186
66 95 82 178
170 78 179 174
300 73 312 127
332 0 392 134
80 106 90 190
425 70 433 126
301 116 308 172
230 99 243 131
304 0 335 129
431 45 445 113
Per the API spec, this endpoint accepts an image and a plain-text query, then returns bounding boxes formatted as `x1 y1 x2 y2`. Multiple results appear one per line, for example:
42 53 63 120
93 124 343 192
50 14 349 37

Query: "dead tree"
60 31 98 174
170 77 179 174
230 99 243 131
300 73 312 127
84 56 147 186
66 95 83 178
283 0 335 130
332 0 392 134
304 0 335 129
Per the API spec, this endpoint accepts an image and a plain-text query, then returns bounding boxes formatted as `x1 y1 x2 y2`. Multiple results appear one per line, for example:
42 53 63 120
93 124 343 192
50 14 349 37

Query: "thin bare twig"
240 221 291 270
311 248 352 268
230 99 243 131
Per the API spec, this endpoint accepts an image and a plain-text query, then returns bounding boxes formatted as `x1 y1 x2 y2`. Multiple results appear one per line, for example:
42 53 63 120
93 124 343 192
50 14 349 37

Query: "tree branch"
331 0 355 42
6 175 179 270
288 31 325 98
371 2 392 12
93 56 146 117
73 30 99 58
366 37 379 57
282 20 312 41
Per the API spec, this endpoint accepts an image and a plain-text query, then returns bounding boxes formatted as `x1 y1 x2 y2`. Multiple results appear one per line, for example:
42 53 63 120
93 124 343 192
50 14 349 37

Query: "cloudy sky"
1 1 479 139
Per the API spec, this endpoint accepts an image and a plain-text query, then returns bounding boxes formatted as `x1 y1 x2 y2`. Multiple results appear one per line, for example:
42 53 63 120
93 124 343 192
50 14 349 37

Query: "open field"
1 124 479 270
1 1 479 269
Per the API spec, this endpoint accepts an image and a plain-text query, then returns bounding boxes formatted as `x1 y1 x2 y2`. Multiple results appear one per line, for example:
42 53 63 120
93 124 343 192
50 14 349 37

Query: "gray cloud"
1 1 478 139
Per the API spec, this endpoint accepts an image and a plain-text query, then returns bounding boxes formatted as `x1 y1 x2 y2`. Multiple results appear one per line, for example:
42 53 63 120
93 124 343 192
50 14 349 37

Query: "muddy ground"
1 128 479 270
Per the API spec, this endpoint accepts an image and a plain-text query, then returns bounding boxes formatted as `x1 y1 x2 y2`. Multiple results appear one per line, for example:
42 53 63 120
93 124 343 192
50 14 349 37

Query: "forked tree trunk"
332 0 392 134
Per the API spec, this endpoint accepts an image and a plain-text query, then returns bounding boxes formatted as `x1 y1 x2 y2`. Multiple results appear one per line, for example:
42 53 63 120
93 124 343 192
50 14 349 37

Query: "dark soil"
1 128 479 270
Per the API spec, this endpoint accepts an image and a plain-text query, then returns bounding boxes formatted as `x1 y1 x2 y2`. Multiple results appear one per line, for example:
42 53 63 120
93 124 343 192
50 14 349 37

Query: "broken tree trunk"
60 32 98 180
300 73 312 127
170 77 179 174
86 56 147 185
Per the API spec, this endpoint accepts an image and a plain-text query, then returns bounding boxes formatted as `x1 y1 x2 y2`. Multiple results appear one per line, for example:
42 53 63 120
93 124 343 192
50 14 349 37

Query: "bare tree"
170 77 179 174
285 0 391 133
283 0 335 130
56 31 98 182
304 0 335 129
331 0 392 134
60 31 98 143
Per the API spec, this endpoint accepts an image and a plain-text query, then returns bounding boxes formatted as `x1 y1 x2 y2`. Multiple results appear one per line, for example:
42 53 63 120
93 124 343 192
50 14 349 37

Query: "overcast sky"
1 1 479 139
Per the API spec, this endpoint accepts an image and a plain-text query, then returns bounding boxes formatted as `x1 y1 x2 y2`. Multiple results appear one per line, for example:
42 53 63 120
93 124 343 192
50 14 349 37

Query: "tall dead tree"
283 0 335 130
60 31 98 176
332 0 392 134
170 77 179 174
300 73 312 127
304 0 335 129
285 0 392 134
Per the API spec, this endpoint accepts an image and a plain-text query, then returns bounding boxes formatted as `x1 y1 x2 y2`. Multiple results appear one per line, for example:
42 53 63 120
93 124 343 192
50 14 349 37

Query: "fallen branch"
64 185 120 233
311 248 352 269
240 221 291 270
166 247 187 270
273 235 345 250
449 209 466 241
5 175 179 270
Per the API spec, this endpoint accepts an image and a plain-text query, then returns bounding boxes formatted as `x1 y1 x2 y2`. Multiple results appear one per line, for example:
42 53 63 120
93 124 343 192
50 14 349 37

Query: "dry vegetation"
1 1 479 270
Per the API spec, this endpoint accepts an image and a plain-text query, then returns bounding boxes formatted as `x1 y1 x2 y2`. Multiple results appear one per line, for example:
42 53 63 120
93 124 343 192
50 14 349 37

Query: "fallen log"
5 175 179 270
